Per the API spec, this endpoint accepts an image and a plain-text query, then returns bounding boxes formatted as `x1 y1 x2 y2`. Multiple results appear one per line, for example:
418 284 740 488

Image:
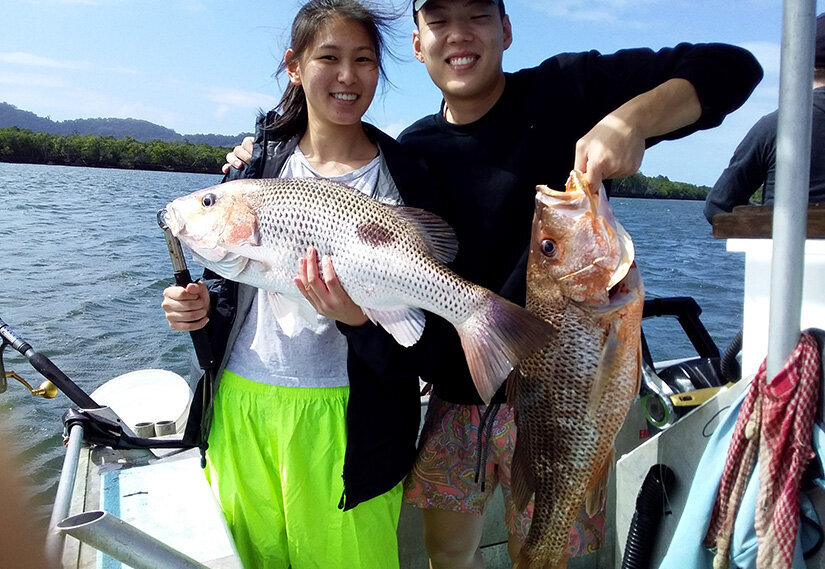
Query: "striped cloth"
705 332 821 569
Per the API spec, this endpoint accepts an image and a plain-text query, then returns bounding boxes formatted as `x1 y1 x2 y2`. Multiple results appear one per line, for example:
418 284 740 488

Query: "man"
224 2 762 567
704 12 825 223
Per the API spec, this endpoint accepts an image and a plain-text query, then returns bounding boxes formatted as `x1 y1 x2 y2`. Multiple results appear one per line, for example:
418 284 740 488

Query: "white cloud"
0 51 139 75
203 86 278 110
215 104 230 119
376 121 407 139
0 71 65 88
520 0 662 24
0 52 92 70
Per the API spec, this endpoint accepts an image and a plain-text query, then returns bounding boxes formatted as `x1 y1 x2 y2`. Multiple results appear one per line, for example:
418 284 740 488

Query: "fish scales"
238 178 473 320
165 177 556 403
511 171 644 569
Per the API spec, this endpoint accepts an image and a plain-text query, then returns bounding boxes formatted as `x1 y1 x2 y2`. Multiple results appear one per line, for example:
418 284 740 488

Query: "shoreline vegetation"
0 127 227 174
0 126 713 198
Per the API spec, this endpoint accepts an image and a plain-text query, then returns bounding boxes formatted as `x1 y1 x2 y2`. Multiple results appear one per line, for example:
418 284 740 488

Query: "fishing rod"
157 209 216 464
0 318 99 409
0 317 190 449
156 209 215 373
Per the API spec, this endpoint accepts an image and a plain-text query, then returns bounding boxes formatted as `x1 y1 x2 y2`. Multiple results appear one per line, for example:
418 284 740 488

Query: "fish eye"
201 193 217 208
540 239 557 258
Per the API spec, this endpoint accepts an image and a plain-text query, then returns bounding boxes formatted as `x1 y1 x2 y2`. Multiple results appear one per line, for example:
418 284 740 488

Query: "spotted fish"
165 177 555 401
511 170 644 569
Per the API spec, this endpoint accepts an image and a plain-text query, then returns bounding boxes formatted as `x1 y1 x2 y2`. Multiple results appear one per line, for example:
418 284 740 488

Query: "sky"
1 0 823 187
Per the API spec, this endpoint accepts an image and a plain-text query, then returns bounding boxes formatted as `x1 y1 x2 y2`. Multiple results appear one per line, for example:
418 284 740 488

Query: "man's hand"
221 136 255 174
575 114 644 191
574 78 701 190
294 247 369 327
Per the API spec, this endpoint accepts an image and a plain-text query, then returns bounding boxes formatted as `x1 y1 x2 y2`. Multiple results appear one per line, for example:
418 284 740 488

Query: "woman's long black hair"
267 0 399 139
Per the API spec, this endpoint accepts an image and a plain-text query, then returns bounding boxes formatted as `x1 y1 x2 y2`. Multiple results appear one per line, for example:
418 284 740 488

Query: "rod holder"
57 510 210 569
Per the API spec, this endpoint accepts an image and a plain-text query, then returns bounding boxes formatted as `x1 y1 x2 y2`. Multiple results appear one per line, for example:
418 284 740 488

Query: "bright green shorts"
204 370 402 569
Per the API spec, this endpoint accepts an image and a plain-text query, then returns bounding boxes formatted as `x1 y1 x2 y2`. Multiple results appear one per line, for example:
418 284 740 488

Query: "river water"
0 162 744 524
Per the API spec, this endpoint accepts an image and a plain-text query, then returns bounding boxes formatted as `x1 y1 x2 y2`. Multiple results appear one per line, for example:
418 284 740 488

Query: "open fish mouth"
539 170 635 293
162 206 184 237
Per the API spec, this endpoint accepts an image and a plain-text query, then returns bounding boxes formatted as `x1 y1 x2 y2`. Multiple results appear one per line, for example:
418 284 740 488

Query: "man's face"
413 0 512 103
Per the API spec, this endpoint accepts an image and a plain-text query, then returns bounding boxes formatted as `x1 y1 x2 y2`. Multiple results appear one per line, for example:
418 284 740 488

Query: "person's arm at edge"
221 111 269 179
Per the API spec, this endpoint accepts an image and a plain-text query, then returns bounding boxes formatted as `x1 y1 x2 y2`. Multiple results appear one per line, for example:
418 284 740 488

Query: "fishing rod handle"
157 210 215 370
168 263 215 370
185 305 215 370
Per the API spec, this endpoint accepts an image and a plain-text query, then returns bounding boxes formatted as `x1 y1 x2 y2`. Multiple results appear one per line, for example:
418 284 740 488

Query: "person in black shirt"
399 2 760 568
704 12 825 223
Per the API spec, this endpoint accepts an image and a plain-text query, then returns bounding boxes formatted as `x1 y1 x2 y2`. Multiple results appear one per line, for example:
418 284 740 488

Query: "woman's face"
287 17 380 130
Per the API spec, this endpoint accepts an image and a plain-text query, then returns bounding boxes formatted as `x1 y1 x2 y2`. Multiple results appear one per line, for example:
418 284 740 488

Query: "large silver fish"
511 170 644 569
165 177 555 402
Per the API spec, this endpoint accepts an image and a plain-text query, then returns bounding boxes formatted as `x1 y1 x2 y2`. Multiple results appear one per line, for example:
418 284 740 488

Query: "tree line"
0 127 715 199
611 172 711 200
0 127 229 174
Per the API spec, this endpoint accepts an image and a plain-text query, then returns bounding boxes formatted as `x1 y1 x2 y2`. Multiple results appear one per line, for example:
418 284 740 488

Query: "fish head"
165 180 260 274
529 170 634 305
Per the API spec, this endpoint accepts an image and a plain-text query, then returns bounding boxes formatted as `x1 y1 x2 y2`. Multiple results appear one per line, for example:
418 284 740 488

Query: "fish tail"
456 293 555 404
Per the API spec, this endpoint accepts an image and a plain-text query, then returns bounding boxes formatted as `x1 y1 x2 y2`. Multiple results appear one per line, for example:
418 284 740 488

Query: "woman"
161 2 439 567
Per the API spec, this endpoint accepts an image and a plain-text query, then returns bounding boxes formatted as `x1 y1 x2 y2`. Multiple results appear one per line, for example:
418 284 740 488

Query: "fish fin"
586 320 620 420
511 440 535 512
191 250 249 279
394 206 459 264
456 293 555 404
362 307 426 347
584 448 613 517
505 366 520 406
507 371 536 512
265 291 320 336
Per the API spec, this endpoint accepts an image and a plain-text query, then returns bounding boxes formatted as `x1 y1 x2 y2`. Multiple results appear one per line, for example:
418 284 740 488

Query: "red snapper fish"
511 170 644 569
165 177 555 402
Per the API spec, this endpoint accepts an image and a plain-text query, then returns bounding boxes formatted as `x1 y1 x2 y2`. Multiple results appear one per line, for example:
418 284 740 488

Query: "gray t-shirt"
225 146 389 387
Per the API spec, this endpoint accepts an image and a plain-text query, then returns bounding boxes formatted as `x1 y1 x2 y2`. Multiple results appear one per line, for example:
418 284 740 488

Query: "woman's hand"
161 281 210 331
295 247 369 327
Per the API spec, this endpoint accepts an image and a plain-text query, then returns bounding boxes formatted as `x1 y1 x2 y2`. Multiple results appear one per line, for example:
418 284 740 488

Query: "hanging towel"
659 331 825 569
705 333 821 569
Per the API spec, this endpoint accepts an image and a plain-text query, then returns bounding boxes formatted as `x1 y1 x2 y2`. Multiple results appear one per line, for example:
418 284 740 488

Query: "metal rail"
766 0 817 380
46 424 85 566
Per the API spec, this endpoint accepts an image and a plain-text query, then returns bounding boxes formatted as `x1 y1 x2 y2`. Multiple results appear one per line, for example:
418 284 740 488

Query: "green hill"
0 102 251 146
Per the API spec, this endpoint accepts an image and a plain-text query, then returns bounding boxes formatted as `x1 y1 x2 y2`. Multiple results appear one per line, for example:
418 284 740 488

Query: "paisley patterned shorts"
402 394 533 540
402 394 606 555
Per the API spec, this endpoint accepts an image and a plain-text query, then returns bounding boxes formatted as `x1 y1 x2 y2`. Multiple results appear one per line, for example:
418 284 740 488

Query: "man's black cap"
413 0 501 16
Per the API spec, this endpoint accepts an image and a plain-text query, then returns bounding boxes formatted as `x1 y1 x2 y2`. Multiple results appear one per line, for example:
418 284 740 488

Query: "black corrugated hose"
720 328 744 382
621 464 676 569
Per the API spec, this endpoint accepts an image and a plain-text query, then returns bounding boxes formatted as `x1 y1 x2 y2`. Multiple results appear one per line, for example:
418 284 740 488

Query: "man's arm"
576 78 701 189
563 43 762 189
